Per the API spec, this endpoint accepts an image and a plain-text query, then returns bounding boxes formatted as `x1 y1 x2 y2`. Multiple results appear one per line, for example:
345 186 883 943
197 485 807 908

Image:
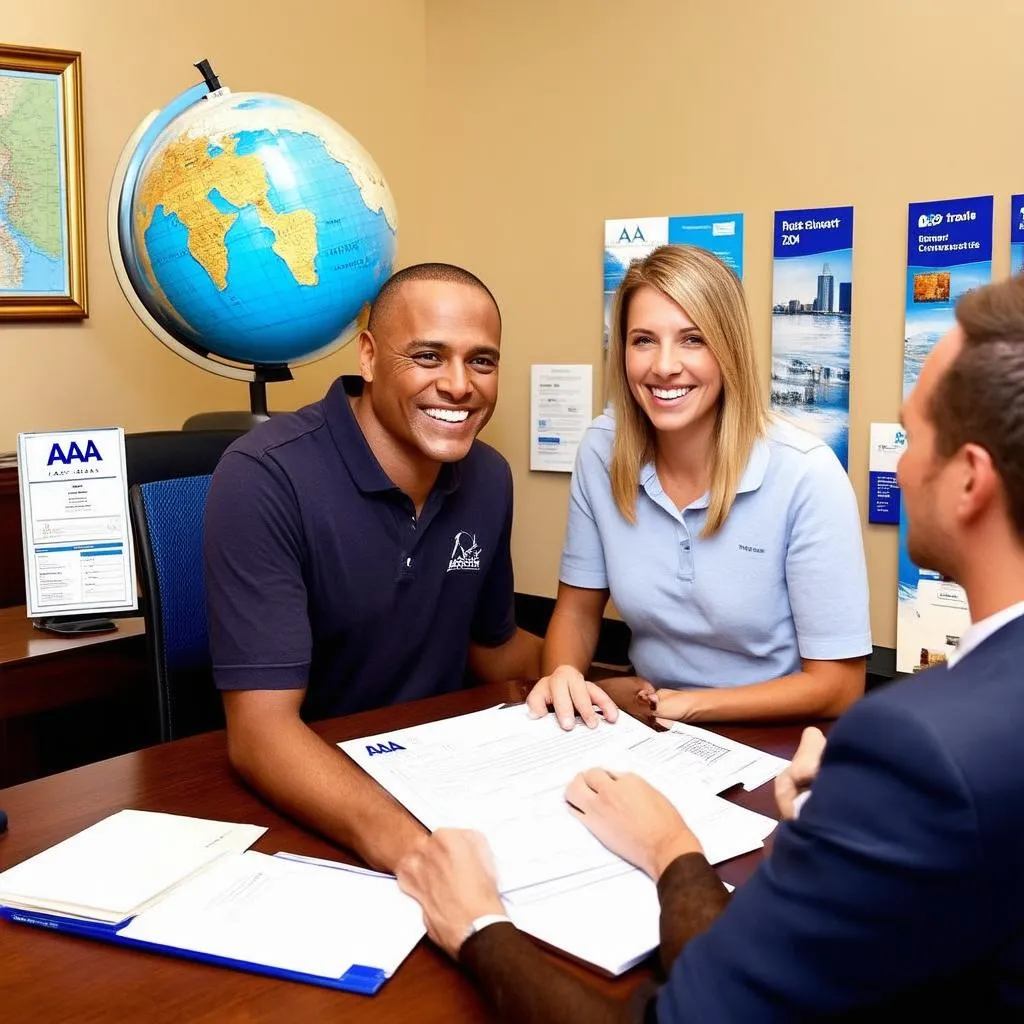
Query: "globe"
108 62 398 390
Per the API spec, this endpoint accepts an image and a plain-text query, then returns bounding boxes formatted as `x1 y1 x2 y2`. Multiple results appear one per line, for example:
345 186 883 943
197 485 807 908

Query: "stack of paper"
0 811 426 995
631 722 791 795
0 809 266 923
341 705 786 976
118 851 425 985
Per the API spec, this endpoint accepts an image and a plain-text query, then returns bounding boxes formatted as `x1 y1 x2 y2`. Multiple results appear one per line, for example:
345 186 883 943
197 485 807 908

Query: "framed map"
0 43 86 319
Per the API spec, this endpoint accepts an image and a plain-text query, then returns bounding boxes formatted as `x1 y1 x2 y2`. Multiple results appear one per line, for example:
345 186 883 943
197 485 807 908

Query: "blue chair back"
130 474 223 742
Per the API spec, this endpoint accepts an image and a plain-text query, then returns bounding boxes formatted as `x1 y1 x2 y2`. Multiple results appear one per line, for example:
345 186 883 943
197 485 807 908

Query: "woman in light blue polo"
527 245 871 729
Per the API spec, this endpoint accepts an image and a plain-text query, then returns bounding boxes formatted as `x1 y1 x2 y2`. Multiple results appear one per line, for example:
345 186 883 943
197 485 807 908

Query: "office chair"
124 429 244 488
129 474 224 743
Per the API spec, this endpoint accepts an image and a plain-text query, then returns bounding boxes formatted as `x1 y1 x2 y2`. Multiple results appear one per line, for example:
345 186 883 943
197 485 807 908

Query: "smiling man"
204 263 541 871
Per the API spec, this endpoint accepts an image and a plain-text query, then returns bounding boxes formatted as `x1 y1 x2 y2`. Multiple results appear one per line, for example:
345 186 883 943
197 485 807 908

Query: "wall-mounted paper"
530 364 593 472
868 423 906 525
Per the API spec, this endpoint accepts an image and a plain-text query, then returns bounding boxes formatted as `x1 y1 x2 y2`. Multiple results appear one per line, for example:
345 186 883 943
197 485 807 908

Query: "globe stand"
182 365 292 432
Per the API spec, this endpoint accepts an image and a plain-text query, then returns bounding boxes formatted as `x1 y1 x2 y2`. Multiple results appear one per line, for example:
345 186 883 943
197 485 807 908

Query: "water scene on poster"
770 206 853 469
603 214 743 350
896 194 993 674
1012 194 1024 276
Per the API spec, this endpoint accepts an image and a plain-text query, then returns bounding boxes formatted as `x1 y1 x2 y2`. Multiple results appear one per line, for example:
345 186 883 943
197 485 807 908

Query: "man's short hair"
933 273 1024 540
367 262 500 336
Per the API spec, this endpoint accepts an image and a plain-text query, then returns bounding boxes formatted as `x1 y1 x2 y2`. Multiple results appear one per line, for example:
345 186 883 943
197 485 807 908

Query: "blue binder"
0 905 390 995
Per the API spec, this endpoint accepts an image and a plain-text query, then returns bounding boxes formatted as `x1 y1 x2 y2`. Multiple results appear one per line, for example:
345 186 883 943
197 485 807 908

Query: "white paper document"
631 722 791 795
0 810 267 923
16 427 138 617
341 706 777 894
530 364 593 472
119 851 425 981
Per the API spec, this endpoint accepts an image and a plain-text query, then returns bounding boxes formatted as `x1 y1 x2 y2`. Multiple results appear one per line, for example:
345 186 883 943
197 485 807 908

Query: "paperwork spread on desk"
340 706 780 894
637 721 791 795
118 850 425 981
342 706 776 976
0 809 266 923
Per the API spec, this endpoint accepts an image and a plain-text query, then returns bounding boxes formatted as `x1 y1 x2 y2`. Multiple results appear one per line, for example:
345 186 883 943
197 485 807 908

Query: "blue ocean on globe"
119 91 398 367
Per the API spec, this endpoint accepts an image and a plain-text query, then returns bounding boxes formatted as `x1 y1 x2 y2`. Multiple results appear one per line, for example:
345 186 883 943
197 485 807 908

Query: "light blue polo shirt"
560 414 872 689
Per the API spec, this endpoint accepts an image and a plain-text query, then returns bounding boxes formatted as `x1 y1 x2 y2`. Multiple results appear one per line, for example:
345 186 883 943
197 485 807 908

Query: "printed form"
340 706 779 894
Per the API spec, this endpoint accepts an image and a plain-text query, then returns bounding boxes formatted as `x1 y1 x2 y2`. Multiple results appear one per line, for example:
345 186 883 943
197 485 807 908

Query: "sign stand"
33 615 117 635
16 428 138 631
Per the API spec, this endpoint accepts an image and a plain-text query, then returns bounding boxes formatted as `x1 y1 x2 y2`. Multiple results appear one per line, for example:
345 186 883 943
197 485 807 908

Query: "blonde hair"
606 244 766 535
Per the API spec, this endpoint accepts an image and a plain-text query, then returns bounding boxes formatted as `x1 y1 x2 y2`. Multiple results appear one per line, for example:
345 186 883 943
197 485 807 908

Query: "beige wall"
7 0 1024 647
422 0 1024 649
1 0 428 448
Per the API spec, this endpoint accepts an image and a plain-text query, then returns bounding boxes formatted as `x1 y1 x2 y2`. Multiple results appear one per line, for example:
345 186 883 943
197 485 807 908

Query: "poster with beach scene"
770 205 854 469
896 195 993 674
603 214 743 351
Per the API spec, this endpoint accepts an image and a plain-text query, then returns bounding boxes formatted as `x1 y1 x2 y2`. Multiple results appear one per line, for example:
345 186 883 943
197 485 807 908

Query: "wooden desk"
0 682 805 1023
0 606 148 786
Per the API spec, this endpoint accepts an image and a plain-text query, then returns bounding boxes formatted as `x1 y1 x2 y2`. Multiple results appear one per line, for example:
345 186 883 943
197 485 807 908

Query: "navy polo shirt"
204 375 517 719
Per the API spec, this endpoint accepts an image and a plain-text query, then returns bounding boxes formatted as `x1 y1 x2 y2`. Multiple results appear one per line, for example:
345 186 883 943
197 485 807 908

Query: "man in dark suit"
394 272 1024 1019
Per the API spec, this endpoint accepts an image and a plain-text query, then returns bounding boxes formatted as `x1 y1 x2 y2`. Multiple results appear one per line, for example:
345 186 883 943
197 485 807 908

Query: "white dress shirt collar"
946 600 1024 669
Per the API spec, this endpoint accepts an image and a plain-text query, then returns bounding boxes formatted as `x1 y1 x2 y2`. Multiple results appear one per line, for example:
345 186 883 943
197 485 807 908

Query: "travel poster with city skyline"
770 205 854 470
603 214 744 351
897 195 993 674
1012 194 1024 277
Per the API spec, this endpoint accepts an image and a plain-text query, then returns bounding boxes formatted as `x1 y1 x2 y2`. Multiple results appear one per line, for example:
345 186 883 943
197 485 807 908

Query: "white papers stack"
505 869 736 977
0 809 267 923
342 706 777 892
0 812 426 993
631 722 791 795
119 851 425 982
342 706 786 975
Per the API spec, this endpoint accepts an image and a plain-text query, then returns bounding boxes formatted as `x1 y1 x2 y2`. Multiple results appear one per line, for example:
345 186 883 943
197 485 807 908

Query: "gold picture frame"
0 43 87 319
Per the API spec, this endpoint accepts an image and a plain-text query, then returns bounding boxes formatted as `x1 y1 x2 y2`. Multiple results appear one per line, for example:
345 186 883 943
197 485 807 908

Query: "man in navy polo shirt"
204 263 541 871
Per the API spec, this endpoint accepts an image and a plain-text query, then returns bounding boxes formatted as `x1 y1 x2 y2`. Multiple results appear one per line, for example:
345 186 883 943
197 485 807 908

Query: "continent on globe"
119 84 398 366
134 134 318 293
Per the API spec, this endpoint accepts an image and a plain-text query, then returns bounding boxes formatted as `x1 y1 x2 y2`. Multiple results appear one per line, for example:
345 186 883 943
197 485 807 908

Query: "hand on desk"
396 829 505 959
526 667 656 730
774 726 827 819
645 687 703 725
565 769 703 881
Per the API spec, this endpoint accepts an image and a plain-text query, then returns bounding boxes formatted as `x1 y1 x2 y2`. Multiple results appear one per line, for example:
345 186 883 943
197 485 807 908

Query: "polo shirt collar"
639 434 771 511
325 376 461 496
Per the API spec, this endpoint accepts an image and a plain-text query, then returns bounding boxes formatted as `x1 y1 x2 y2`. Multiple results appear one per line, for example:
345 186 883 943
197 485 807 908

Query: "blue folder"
0 905 389 995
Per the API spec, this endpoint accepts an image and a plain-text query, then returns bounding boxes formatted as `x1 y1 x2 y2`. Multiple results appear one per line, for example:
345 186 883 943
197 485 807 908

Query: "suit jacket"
657 613 1024 1021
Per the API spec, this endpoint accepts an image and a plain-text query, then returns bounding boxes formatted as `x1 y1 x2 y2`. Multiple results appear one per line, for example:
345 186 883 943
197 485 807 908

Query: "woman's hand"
565 768 702 880
645 687 703 726
527 670 660 730
526 665 619 729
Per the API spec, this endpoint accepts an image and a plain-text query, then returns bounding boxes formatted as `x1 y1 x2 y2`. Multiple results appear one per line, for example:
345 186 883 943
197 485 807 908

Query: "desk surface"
0 682 804 1023
0 605 145 667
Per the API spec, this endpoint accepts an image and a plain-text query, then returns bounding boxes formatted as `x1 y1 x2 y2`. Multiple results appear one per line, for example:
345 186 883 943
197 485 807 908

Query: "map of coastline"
0 70 68 294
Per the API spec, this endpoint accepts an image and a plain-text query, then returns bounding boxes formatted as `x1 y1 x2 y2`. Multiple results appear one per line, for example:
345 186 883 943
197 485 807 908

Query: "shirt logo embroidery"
738 543 765 554
448 531 482 572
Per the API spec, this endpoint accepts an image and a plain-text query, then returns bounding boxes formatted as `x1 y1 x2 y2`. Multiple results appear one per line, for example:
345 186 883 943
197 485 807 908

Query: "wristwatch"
461 913 513 948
